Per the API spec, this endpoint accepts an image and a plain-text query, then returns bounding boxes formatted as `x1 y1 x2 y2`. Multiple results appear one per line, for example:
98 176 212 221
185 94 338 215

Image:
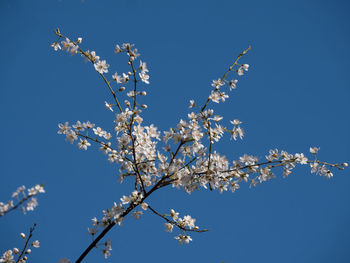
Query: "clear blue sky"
1 0 349 262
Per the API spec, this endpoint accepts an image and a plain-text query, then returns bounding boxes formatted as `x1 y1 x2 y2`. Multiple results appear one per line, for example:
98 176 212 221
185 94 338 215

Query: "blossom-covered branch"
51 28 347 262
0 223 40 263
0 185 45 217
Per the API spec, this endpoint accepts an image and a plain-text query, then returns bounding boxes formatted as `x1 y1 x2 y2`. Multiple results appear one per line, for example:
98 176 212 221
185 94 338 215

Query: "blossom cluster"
87 191 145 232
0 225 39 263
0 184 45 217
84 190 148 259
164 209 199 244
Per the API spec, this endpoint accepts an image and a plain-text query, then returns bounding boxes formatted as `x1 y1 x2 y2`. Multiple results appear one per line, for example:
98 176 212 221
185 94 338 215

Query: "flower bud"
25 249 31 254
141 104 148 109
118 87 125 92
115 44 122 54
140 91 147 96
13 248 19 254
20 233 26 239
342 162 348 167
76 37 82 44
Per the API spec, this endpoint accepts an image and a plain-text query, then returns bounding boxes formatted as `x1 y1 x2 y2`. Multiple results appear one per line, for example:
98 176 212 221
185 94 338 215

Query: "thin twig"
16 223 37 263
147 205 208 233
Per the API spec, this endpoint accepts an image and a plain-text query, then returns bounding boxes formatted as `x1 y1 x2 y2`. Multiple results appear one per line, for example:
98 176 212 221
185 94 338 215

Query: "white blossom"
174 234 192 244
165 223 173 232
77 139 91 150
28 185 45 196
94 60 109 74
139 60 149 73
102 240 112 258
209 90 220 103
211 78 225 88
58 122 71 134
140 202 148 210
50 42 61 51
230 119 242 126
229 79 238 90
309 147 320 154
115 44 122 54
122 73 130 83
139 72 150 84
112 72 123 83
32 240 40 248
104 101 113 112
0 250 14 263
93 127 107 137
72 121 84 132
295 153 308 164
12 186 26 198
170 209 179 220
65 130 78 144
83 121 95 129
26 198 38 211
85 50 100 63
120 195 131 205
61 38 78 54
182 215 196 229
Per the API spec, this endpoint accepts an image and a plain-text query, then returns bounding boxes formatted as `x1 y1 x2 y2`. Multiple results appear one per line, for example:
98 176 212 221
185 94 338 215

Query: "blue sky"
1 0 349 262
